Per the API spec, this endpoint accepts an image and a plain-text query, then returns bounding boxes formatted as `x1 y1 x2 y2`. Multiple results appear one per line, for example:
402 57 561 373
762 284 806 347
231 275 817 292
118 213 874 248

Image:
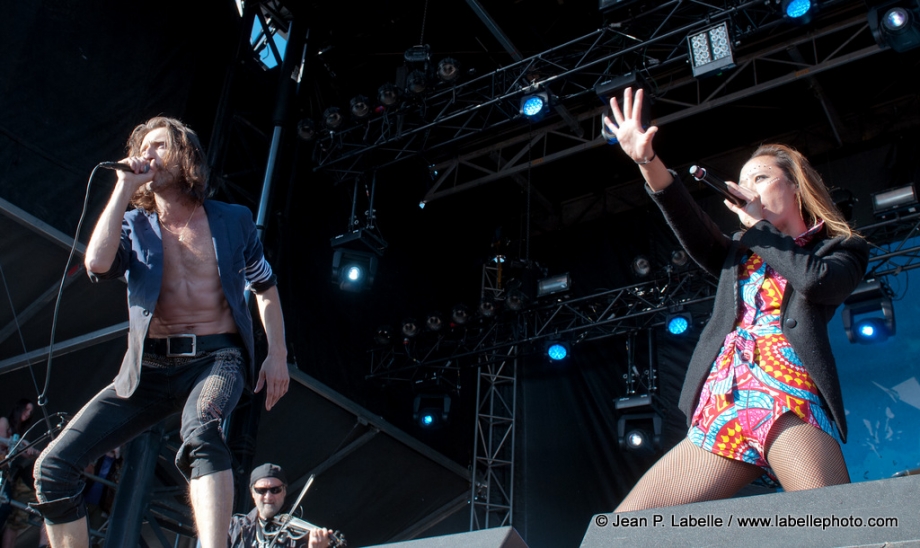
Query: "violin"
258 513 346 547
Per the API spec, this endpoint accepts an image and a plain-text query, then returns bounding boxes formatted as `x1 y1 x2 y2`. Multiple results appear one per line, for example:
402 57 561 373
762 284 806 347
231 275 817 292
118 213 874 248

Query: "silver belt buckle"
166 334 197 357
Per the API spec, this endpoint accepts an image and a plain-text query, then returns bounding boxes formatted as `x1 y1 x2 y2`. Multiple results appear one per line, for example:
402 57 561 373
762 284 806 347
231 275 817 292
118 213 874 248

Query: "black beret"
249 463 287 488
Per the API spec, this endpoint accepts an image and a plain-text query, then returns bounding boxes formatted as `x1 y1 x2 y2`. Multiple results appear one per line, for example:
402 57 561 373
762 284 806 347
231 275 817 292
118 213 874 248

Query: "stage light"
537 273 571 298
437 57 460 82
404 44 431 64
520 90 550 119
871 183 918 217
632 256 652 277
296 118 316 141
842 279 895 344
869 1 920 52
322 106 343 130
596 72 652 143
545 340 570 362
331 249 377 292
782 0 817 23
670 249 689 268
401 318 420 339
425 312 444 332
451 304 471 325
479 296 498 318
407 70 428 95
506 289 526 311
413 394 451 430
350 95 371 120
687 22 735 77
615 395 662 454
374 325 394 346
378 83 400 107
666 312 692 336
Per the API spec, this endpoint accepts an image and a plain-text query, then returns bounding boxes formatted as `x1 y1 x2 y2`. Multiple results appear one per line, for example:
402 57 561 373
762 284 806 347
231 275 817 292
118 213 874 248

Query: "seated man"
229 464 334 548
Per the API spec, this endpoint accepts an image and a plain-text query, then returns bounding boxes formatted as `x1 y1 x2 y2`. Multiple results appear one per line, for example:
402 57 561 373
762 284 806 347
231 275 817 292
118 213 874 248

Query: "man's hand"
254 352 289 411
308 528 333 548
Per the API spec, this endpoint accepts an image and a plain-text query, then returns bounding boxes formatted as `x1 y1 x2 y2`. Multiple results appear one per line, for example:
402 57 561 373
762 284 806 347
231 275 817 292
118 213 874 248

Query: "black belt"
143 333 243 357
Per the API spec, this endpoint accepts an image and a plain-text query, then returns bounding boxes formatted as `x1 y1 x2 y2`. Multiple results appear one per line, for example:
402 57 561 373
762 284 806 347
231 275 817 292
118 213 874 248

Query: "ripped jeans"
32 346 245 524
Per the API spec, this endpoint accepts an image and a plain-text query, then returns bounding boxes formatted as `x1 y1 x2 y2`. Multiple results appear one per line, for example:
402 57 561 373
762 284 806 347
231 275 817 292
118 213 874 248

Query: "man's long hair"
126 117 210 212
7 398 34 436
749 144 857 239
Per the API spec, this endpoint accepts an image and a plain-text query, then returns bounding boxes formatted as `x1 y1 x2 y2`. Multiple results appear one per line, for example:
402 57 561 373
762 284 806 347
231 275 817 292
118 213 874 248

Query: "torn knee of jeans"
175 419 230 482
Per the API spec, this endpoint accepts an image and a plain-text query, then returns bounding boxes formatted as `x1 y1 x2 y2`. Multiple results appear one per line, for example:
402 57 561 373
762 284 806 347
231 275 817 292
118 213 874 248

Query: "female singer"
604 88 869 511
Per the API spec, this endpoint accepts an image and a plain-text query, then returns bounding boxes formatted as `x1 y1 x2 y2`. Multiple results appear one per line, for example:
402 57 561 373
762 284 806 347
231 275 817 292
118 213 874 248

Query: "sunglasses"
253 486 284 495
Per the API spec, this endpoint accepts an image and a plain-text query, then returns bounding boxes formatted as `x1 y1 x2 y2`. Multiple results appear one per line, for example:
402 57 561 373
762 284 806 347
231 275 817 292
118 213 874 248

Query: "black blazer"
648 176 869 443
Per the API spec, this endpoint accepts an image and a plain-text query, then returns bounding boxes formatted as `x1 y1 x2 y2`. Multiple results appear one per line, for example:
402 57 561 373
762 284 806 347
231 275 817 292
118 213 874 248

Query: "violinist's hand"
308 528 333 548
602 87 658 164
723 181 764 228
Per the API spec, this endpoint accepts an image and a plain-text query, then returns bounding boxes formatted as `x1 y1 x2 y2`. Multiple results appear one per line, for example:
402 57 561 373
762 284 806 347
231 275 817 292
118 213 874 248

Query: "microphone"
688 165 746 207
98 161 149 173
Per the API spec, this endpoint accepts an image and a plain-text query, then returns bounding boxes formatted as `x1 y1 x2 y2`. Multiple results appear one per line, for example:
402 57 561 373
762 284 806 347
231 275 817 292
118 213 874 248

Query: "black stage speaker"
366 526 528 548
582 474 920 547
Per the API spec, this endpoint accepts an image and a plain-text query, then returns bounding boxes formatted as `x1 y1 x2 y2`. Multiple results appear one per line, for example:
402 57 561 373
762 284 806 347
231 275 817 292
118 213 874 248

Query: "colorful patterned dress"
687 222 837 481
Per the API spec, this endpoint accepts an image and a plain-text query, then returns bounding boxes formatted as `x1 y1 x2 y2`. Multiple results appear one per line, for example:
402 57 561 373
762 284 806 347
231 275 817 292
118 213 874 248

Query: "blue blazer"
90 200 275 397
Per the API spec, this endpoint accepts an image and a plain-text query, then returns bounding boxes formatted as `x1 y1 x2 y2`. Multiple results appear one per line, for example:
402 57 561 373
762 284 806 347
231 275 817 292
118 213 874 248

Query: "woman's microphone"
688 165 746 207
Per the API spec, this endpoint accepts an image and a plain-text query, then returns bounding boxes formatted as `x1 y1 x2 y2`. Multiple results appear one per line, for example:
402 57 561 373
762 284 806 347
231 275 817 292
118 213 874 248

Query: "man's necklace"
160 204 199 242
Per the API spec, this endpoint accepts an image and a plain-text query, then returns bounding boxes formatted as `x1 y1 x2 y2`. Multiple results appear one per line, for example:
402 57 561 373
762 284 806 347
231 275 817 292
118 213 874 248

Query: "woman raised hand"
603 87 673 191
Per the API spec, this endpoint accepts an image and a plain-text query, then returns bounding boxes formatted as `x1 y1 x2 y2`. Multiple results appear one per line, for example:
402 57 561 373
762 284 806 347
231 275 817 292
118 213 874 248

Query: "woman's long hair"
7 398 34 436
125 117 210 212
749 144 857 239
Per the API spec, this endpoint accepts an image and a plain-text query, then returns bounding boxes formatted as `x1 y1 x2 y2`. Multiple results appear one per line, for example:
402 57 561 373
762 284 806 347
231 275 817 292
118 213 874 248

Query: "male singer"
32 117 290 548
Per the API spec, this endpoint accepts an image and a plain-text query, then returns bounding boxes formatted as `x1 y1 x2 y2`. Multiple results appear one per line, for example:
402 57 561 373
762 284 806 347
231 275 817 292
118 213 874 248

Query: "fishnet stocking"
615 438 763 512
615 413 850 513
765 412 850 490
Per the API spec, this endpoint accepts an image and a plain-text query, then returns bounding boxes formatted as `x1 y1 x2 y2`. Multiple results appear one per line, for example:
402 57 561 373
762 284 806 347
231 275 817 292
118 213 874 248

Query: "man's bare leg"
189 469 233 548
45 518 89 548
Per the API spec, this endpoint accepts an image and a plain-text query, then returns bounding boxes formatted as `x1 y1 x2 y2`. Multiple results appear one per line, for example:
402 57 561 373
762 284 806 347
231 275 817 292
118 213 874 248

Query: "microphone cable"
34 164 110 431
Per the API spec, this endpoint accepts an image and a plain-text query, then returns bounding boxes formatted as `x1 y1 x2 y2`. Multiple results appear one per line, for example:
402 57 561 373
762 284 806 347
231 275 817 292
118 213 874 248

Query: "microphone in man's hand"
688 165 746 207
98 161 149 173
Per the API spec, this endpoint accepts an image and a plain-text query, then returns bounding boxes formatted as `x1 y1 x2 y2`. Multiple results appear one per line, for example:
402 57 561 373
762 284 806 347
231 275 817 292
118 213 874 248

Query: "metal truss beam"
368 211 920 383
313 1 871 184
422 13 881 205
368 268 717 381
0 322 129 375
470 345 518 530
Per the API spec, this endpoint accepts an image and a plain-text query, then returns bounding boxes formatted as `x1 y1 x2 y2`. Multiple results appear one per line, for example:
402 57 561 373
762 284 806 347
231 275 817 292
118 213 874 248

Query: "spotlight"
520 90 550 119
322 106 343 130
350 95 371 120
451 304 471 325
506 289 526 311
842 279 895 344
596 72 651 143
297 118 316 141
406 70 428 95
631 256 652 277
404 44 431 64
871 183 918 218
413 394 451 429
687 22 735 77
331 249 378 292
545 340 571 362
437 57 460 82
869 1 920 52
666 312 692 336
374 325 394 346
615 395 662 453
537 273 572 298
782 0 817 24
401 318 420 339
479 296 497 318
670 249 689 268
425 312 444 332
378 83 400 107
